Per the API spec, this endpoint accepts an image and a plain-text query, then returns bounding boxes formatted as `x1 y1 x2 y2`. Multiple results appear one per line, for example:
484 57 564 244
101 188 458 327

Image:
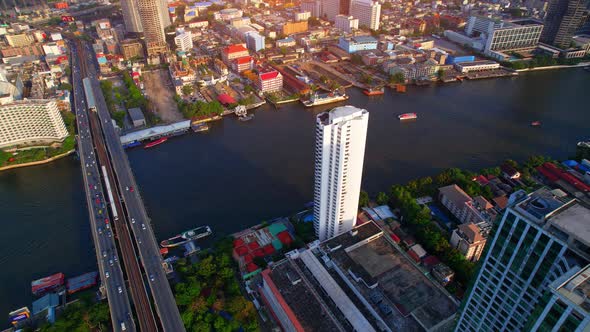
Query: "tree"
389 72 405 84
181 84 194 97
437 69 445 80
359 190 369 207
376 192 389 205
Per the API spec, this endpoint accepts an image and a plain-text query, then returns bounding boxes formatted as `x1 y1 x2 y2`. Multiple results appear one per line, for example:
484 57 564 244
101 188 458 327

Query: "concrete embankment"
516 62 590 72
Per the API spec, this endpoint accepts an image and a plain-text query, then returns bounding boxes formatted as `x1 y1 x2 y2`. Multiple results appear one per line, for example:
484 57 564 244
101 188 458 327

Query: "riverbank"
0 149 75 172
516 62 590 72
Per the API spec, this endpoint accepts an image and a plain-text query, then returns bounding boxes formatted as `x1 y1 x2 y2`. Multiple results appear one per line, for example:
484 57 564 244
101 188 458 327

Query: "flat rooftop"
266 261 342 332
322 222 458 331
553 265 590 314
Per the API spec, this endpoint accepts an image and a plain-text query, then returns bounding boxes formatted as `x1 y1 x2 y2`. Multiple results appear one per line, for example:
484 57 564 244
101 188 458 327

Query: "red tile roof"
217 93 236 105
260 71 280 81
224 44 248 54
235 56 252 64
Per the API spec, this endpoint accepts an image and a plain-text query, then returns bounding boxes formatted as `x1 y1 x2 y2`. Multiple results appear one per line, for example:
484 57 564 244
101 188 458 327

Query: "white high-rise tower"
313 106 369 241
349 0 381 30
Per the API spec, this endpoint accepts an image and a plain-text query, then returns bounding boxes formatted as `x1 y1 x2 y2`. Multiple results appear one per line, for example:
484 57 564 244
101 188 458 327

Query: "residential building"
455 188 590 332
0 99 68 149
335 15 359 33
232 56 253 73
256 70 283 93
321 0 340 20
5 33 35 47
1 45 44 57
174 30 193 52
127 107 146 127
450 223 487 262
137 0 168 56
541 0 586 48
282 21 308 35
301 0 322 18
221 44 250 64
338 35 378 53
121 0 143 33
245 32 265 52
439 184 488 224
295 11 311 22
465 16 544 56
349 0 381 30
120 39 144 59
526 264 590 331
276 37 296 48
313 106 369 241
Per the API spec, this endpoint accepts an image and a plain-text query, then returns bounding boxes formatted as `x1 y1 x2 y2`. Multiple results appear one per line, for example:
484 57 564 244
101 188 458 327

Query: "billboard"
8 307 30 325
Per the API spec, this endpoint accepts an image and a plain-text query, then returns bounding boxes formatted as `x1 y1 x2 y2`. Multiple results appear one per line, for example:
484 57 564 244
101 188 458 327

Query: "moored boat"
144 137 168 148
531 121 541 127
192 123 209 132
363 87 385 96
398 113 417 120
160 225 213 248
302 91 348 107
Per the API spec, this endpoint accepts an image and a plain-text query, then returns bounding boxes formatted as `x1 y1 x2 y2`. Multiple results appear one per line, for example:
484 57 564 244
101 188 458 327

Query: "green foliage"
174 246 259 331
389 72 405 84
176 98 224 119
294 219 316 243
39 299 111 331
99 80 117 114
112 111 126 128
58 83 72 91
359 190 370 208
389 185 475 284
181 84 194 96
376 192 389 206
122 71 147 109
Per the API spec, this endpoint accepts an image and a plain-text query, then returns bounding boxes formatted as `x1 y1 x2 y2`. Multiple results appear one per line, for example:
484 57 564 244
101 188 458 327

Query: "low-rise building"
295 11 311 22
232 56 253 73
276 37 296 48
450 223 487 262
245 32 265 52
454 60 500 73
439 184 487 224
0 99 68 149
282 21 308 35
256 70 283 93
221 44 250 64
338 35 378 53
174 30 193 52
120 40 144 60
127 107 146 127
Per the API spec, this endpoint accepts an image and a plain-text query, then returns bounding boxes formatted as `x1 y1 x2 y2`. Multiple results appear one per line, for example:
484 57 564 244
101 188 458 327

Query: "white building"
349 0 381 30
466 16 543 56
174 30 193 52
0 99 68 149
295 11 311 22
301 0 322 18
335 15 359 33
313 106 369 241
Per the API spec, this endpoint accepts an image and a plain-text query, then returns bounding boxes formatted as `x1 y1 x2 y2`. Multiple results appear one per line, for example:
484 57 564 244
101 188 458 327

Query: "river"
0 69 588 323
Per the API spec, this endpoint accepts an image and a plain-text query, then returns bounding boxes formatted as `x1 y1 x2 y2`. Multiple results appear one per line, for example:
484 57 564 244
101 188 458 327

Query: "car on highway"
118 286 122 294
114 255 118 263
109 259 113 266
149 274 155 282
106 230 111 237
129 186 134 192
141 223 146 230
98 227 103 235
102 250 107 258
105 271 110 278
131 218 135 224
105 218 109 224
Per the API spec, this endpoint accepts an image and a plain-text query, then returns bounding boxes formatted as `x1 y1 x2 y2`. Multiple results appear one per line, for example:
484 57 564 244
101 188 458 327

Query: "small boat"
192 123 209 133
144 137 168 148
531 121 541 127
398 113 417 120
363 87 384 96
239 114 255 122
123 141 142 149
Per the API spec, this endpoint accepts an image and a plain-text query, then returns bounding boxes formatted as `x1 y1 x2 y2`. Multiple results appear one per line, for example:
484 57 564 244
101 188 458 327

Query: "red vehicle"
129 186 134 192
95 198 100 204
104 218 109 224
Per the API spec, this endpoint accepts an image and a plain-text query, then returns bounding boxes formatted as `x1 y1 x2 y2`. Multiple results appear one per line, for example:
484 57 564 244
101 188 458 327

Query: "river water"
0 69 588 322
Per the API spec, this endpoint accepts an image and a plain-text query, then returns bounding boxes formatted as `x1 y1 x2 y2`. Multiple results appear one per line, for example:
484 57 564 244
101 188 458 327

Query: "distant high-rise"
455 188 590 332
349 0 381 30
541 0 586 48
121 0 143 33
137 0 168 56
321 0 340 20
313 106 369 241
